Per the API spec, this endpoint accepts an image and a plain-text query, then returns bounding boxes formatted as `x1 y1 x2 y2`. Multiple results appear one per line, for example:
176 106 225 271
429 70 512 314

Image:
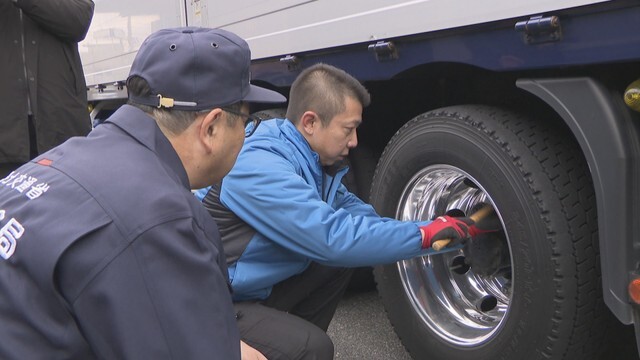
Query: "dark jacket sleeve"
14 0 94 42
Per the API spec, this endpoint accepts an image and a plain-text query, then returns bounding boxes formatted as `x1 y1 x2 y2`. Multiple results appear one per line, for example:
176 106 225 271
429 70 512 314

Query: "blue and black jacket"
201 119 433 302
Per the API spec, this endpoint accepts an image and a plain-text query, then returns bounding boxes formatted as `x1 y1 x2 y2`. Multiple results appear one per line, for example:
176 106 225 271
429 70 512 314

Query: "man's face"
311 96 362 166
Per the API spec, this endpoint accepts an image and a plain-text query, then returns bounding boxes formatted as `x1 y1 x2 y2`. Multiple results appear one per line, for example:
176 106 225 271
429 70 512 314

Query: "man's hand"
241 340 266 360
419 215 473 249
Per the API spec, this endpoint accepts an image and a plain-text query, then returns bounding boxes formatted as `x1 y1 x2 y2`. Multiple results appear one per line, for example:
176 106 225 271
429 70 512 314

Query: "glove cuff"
419 227 430 248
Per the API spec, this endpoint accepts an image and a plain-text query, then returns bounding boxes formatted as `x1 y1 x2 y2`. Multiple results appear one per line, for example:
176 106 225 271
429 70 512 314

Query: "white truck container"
80 1 640 359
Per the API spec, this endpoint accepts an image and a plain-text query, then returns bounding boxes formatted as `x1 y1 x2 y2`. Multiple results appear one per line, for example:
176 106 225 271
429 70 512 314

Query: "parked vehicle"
81 1 640 358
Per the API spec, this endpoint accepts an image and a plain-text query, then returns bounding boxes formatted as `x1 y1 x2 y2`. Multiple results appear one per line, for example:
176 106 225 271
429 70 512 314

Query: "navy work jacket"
0 105 239 359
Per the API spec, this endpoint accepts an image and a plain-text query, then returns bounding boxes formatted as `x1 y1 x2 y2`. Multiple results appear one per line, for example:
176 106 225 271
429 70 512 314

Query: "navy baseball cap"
128 27 286 111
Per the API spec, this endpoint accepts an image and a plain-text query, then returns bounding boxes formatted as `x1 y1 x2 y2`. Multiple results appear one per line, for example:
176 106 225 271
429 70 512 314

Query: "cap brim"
243 84 287 104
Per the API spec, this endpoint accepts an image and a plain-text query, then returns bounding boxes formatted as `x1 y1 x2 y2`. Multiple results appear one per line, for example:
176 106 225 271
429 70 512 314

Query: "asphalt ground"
327 289 413 360
327 289 640 360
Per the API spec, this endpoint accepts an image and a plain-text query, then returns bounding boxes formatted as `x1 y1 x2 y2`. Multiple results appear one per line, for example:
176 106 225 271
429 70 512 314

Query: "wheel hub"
395 165 512 346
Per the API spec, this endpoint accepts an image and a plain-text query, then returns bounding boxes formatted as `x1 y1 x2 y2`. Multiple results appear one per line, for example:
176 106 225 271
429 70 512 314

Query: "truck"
80 1 640 359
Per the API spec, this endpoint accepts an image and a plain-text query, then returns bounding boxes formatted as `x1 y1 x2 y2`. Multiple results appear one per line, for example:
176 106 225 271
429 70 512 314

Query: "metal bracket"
368 41 398 62
280 54 301 71
515 15 562 44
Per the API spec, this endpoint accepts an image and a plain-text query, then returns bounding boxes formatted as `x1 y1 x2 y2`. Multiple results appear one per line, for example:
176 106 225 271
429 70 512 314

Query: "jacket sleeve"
220 143 429 267
332 183 396 221
14 0 94 42
59 218 241 359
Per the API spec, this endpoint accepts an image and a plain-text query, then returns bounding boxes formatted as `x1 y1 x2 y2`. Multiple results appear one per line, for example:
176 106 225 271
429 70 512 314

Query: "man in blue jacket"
201 63 478 359
0 27 285 359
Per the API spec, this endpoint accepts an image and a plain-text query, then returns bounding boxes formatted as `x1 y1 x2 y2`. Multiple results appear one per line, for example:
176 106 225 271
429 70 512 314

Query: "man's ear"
299 111 318 135
199 108 223 151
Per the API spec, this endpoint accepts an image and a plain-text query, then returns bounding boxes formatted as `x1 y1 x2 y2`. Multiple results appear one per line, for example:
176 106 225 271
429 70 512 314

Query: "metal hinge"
368 41 398 62
515 15 562 44
280 54 301 71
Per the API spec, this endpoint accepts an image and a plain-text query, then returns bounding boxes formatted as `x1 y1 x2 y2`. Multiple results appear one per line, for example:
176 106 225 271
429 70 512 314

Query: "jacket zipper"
322 164 347 202
19 9 33 116
322 175 336 202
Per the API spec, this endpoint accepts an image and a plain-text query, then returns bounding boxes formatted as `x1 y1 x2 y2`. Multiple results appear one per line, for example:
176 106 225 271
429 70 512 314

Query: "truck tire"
370 105 610 360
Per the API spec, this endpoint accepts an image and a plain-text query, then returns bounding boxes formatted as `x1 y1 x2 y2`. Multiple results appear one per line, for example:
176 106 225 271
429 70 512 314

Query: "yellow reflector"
624 79 640 112
628 278 640 304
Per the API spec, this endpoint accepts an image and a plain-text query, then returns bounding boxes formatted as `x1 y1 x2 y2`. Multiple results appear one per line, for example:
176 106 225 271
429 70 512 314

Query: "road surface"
328 289 412 360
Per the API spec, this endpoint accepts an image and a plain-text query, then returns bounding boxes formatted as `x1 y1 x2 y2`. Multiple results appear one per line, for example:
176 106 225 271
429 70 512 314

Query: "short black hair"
285 64 370 126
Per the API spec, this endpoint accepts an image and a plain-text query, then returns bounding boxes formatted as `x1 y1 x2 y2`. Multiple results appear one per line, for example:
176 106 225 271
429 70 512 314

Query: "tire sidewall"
371 110 559 359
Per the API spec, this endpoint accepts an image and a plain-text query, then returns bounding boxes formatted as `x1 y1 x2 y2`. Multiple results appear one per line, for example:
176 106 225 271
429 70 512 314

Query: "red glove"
419 216 473 249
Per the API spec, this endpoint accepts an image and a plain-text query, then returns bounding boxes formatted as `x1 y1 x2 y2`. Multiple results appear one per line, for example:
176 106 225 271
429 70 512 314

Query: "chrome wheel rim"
395 165 512 346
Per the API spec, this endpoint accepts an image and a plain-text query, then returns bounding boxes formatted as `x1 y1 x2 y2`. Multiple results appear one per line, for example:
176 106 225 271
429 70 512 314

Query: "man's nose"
348 130 358 148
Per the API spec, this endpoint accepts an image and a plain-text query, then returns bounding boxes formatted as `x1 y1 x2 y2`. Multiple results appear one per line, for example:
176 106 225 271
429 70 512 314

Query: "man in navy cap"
0 27 284 359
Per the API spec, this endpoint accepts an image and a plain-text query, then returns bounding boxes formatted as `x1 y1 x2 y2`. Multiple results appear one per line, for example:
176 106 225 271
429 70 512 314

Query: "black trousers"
235 263 353 360
1 115 38 178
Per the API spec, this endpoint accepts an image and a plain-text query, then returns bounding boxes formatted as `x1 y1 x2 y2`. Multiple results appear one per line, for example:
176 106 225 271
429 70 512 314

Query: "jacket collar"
278 119 350 202
105 105 190 189
280 119 320 163
279 119 323 177
279 119 349 173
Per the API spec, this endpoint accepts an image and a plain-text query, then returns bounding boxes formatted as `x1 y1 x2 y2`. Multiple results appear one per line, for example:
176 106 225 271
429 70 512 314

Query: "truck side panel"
80 0 186 88
203 0 610 60
246 3 640 86
81 0 611 90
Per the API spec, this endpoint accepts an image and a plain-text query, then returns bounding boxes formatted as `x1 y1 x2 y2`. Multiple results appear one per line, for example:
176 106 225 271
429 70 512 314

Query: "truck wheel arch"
517 77 640 324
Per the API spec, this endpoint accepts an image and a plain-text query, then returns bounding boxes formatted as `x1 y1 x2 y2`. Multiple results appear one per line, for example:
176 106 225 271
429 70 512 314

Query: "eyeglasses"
221 108 262 137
